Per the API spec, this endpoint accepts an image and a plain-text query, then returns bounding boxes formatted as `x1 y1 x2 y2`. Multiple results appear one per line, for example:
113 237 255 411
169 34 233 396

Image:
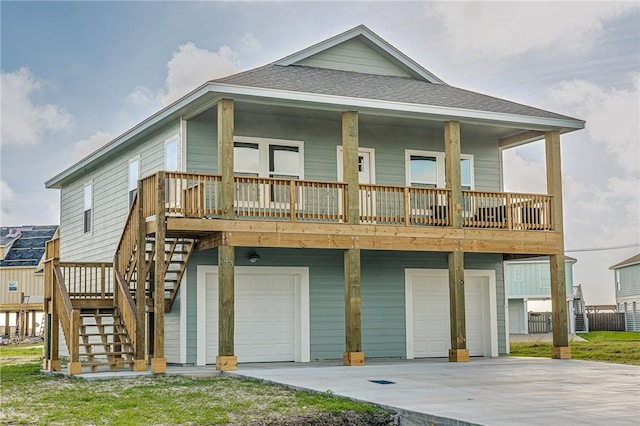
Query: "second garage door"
407 270 493 358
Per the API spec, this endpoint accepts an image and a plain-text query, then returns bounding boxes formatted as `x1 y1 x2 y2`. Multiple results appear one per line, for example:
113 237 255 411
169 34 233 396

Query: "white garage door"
408 271 491 358
197 266 309 365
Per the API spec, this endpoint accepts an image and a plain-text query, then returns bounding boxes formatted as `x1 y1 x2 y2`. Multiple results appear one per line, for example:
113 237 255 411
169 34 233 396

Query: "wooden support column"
445 121 468 362
448 250 469 362
133 179 147 371
45 240 60 372
4 312 9 335
342 111 364 366
152 171 167 373
343 248 363 366
545 130 570 359
216 98 237 371
444 121 462 228
31 311 36 336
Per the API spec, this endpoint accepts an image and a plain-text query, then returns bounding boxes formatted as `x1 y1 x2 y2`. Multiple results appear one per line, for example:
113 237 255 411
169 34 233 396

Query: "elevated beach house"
43 26 584 374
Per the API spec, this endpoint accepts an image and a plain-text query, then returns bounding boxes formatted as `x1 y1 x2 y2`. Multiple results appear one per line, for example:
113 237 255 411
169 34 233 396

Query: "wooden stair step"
80 360 137 367
80 351 133 357
79 332 128 337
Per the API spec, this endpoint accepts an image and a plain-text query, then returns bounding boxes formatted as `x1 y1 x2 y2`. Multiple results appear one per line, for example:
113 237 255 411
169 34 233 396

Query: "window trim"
83 181 93 235
405 149 475 189
233 136 305 179
128 156 140 207
164 134 182 171
8 281 18 292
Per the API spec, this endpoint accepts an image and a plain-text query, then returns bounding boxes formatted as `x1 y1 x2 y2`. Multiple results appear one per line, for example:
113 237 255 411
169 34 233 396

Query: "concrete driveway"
231 357 639 425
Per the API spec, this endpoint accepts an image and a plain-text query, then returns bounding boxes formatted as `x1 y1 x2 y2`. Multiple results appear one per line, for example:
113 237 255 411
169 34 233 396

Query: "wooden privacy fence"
528 312 552 333
586 313 626 331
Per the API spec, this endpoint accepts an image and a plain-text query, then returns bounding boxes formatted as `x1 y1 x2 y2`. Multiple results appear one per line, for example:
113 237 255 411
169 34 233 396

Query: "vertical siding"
296 38 412 78
59 122 179 261
506 261 574 298
164 285 181 363
0 267 43 305
184 248 506 362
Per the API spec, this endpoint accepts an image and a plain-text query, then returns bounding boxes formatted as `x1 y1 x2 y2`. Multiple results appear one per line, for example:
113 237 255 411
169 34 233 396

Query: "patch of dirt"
253 411 399 426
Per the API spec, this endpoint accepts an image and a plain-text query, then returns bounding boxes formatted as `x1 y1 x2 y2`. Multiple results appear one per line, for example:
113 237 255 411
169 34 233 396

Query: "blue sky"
1 1 638 304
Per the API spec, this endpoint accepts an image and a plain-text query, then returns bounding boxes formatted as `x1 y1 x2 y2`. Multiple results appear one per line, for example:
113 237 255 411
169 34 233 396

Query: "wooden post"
45 241 60 372
133 179 147 371
343 248 364 366
444 121 462 228
216 98 237 371
342 111 364 366
545 130 570 359
4 312 9 335
448 250 469 362
31 311 36 336
67 309 82 375
342 111 359 224
152 171 167 373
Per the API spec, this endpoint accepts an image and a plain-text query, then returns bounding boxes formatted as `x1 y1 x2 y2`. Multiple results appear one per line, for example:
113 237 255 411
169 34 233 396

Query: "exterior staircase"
573 285 589 332
77 307 134 373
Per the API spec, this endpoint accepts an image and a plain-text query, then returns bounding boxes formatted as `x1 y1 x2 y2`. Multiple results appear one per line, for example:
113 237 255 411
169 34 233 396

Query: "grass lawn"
509 331 640 365
0 344 394 426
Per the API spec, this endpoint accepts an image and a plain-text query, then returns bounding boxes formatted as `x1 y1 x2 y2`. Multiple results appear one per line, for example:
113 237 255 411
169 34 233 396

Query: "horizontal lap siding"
296 38 412 78
618 265 640 298
59 123 179 261
184 248 506 362
164 287 181 363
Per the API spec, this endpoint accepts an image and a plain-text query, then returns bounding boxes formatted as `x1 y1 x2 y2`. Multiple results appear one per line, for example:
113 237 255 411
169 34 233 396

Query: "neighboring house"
43 25 584 375
1 225 59 337
505 256 577 335
610 253 640 332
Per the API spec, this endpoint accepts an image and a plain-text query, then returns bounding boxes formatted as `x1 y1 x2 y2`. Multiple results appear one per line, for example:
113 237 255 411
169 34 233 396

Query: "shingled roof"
215 64 575 121
0 225 58 267
610 253 640 270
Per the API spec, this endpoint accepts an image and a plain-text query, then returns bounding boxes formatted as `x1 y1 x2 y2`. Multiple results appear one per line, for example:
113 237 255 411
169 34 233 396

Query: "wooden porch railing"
114 193 140 288
58 262 113 299
148 171 555 231
114 269 137 349
52 265 80 365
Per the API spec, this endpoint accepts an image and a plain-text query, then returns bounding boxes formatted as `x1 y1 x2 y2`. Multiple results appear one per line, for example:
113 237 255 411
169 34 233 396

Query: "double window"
83 183 92 234
406 150 474 189
233 137 303 179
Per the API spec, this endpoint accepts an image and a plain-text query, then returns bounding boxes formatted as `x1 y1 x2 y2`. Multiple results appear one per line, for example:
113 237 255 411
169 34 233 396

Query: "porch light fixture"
249 250 261 263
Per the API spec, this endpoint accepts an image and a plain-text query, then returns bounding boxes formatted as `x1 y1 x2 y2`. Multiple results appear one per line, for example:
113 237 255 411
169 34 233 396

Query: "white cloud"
127 42 241 109
1 68 74 146
545 75 640 175
71 131 113 162
429 2 637 59
238 32 261 54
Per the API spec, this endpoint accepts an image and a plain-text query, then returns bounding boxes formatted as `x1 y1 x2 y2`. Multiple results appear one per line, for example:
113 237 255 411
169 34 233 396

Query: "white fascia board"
212 83 585 130
275 25 446 85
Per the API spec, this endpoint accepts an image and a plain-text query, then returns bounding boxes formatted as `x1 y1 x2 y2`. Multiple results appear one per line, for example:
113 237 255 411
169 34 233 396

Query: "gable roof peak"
274 25 446 85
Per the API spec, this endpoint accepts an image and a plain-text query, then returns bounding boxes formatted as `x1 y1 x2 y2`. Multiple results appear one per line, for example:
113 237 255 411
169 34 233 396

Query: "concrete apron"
230 357 640 426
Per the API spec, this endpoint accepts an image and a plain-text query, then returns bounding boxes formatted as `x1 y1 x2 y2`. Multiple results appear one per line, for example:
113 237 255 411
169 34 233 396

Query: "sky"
1 1 638 305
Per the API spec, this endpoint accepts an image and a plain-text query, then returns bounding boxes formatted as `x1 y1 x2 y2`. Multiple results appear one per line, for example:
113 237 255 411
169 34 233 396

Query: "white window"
616 270 621 292
83 183 93 234
128 157 140 206
514 265 524 282
405 150 474 189
8 281 18 292
165 135 181 171
233 137 303 179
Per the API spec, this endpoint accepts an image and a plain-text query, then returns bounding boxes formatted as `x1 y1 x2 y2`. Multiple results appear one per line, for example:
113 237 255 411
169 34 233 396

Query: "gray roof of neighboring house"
215 64 577 121
610 253 640 270
0 225 58 267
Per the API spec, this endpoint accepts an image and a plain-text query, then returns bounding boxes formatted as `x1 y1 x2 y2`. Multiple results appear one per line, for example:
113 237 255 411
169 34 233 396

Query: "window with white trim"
405 150 474 189
165 135 181 171
83 183 93 234
233 137 303 179
128 157 140 207
514 265 524 282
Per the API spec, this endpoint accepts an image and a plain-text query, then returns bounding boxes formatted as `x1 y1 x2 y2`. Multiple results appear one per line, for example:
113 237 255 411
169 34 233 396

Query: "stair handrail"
114 192 140 283
52 265 80 366
114 269 137 351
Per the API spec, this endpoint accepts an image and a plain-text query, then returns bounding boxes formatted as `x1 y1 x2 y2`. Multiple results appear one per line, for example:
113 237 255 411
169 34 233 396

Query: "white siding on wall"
60 123 179 261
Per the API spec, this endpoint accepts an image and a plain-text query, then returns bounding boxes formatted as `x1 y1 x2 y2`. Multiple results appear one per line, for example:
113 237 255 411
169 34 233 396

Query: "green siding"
60 122 179 261
506 261 574 298
296 38 412 78
186 109 501 192
183 248 505 363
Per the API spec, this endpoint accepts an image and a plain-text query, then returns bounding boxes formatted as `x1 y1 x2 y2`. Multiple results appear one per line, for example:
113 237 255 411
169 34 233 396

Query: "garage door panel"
204 270 297 363
411 273 488 358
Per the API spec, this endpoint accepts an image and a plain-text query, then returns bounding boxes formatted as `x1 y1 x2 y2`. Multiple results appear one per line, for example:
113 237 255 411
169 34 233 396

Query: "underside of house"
42 26 583 374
